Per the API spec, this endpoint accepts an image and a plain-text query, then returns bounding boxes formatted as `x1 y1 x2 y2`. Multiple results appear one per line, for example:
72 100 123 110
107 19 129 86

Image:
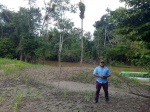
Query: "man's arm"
103 69 111 78
94 74 105 78
103 75 111 78
94 74 111 79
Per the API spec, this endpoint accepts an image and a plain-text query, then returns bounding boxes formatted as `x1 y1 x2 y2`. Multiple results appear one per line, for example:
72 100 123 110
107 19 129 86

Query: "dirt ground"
0 66 150 112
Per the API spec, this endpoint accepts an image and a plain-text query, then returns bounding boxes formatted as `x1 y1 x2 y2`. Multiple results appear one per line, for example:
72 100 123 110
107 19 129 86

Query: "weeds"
63 88 68 98
13 103 19 112
15 90 23 104
128 78 141 86
109 77 121 87
83 90 93 102
13 89 23 112
0 58 30 78
77 91 82 98
0 90 8 104
3 91 6 96
24 77 29 87
117 73 141 86
0 95 3 103
35 90 40 98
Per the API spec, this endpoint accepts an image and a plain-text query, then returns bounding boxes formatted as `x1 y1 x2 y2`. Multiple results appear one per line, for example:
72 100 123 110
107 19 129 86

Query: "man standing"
93 60 111 103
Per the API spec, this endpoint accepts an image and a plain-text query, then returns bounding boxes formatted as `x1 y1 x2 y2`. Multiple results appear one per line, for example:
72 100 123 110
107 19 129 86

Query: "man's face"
100 61 104 67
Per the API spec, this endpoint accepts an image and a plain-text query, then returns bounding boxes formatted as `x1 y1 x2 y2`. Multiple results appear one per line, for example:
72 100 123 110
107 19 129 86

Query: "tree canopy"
0 0 149 71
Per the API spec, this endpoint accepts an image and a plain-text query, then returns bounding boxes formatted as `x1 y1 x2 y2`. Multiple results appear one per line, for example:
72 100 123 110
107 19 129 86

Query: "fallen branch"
128 91 150 99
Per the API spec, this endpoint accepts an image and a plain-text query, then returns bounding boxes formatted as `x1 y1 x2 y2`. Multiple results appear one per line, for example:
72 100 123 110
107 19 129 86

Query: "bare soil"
0 66 150 112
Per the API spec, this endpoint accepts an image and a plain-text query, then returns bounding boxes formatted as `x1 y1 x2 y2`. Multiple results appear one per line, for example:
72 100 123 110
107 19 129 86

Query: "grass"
15 90 23 104
77 91 82 98
75 90 94 102
0 58 30 78
63 88 68 98
0 58 47 111
69 70 149 89
0 95 3 103
13 89 23 112
109 65 147 75
83 90 93 102
109 77 121 87
34 90 40 98
128 78 141 85
117 73 141 85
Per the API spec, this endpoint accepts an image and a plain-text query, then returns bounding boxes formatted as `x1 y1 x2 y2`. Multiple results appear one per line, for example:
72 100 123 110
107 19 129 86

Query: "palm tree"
78 0 85 67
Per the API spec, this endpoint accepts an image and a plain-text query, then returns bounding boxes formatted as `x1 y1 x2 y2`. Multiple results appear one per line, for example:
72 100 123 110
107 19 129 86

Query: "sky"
0 0 125 35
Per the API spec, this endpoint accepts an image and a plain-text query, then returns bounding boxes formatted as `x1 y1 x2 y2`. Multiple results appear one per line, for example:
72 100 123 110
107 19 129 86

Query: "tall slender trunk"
98 34 100 60
0 25 3 38
80 18 83 67
107 32 113 47
20 51 23 61
58 49 61 88
104 27 107 47
28 0 31 37
58 33 63 88
40 0 53 37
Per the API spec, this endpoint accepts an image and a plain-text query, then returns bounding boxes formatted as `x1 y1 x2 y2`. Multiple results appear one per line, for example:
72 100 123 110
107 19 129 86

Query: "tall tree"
118 0 150 70
93 12 116 61
16 7 41 61
42 0 76 87
41 0 56 37
78 0 85 67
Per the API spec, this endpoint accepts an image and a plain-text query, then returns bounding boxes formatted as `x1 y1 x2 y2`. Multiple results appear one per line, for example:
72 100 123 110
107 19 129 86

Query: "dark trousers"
95 81 109 101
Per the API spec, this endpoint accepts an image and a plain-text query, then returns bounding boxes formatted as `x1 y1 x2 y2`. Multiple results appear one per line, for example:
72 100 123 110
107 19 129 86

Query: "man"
93 60 111 103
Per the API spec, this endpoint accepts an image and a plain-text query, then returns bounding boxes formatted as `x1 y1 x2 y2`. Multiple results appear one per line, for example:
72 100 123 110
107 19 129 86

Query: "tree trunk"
98 34 100 60
20 51 23 61
58 50 61 88
80 18 83 67
104 27 106 47
0 25 3 38
58 34 63 88
107 32 113 47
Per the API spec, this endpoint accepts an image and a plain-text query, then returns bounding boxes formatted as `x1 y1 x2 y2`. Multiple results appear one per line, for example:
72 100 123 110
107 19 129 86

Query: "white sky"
0 0 125 35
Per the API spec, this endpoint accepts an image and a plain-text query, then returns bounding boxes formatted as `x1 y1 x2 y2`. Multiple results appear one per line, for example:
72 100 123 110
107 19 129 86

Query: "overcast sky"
0 0 125 35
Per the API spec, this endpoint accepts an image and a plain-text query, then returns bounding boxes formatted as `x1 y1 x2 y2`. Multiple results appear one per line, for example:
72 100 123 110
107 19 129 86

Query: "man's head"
99 60 105 67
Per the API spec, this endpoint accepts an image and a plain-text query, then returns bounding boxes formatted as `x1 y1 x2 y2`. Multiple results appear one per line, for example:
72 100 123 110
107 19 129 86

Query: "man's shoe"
94 100 98 104
105 98 109 102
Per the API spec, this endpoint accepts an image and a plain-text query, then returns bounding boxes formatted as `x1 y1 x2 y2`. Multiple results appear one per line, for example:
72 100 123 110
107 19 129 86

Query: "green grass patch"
109 72 145 89
117 72 143 87
109 77 121 87
83 90 94 102
0 58 31 78
34 90 41 98
0 95 3 103
63 88 69 98
13 89 23 112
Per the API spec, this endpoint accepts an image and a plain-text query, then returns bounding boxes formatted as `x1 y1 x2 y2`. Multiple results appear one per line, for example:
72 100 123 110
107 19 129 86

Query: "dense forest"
0 0 149 71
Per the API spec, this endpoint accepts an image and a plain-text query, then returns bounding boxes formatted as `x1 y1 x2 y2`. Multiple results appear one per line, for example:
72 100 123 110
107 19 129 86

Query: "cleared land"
0 63 150 112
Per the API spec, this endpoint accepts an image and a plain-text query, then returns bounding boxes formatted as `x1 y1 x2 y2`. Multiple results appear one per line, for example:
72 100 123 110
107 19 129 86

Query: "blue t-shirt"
93 66 111 83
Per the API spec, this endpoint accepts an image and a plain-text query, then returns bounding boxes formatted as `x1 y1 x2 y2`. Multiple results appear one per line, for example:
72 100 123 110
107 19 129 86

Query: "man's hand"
94 74 106 78
100 75 110 79
94 74 110 79
104 75 111 78
99 75 105 78
100 75 108 79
